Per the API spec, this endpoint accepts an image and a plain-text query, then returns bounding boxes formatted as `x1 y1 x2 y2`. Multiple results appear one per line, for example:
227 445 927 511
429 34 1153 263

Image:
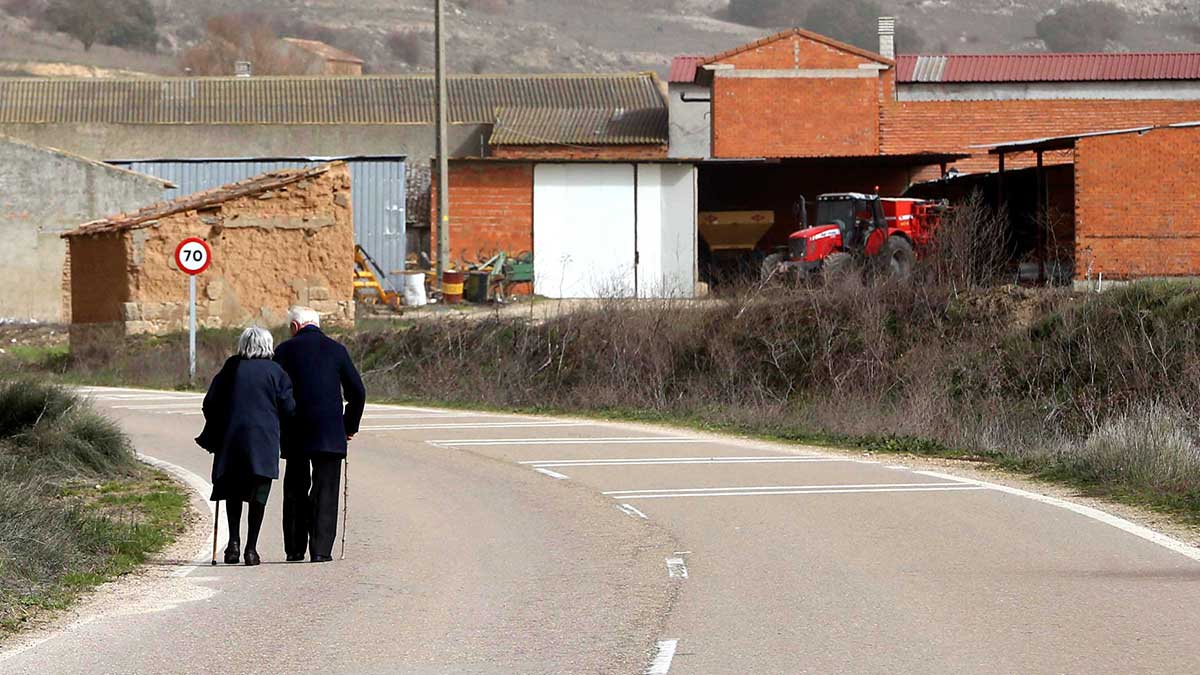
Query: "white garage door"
534 164 636 298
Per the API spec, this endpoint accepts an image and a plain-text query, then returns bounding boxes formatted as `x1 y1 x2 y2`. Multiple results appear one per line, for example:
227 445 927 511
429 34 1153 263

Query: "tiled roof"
64 164 334 237
703 28 893 67
281 38 364 65
669 56 704 84
489 106 668 146
0 73 665 125
897 53 1200 84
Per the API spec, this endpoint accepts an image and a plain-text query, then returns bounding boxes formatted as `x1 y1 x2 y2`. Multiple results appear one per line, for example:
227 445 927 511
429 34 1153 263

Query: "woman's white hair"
288 305 321 328
236 326 275 359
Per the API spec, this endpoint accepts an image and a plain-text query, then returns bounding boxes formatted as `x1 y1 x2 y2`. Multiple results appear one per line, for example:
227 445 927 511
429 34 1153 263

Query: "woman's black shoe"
286 554 305 562
224 541 241 565
311 554 333 563
244 549 261 567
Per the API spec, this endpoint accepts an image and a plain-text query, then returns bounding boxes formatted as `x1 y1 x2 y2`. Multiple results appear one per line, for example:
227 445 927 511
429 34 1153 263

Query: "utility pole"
435 0 451 282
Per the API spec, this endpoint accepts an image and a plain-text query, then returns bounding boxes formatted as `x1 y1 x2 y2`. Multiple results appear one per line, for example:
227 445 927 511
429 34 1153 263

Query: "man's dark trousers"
283 453 343 559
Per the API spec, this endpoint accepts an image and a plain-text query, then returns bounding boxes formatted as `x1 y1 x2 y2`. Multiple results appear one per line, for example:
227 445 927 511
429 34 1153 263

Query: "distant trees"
42 0 158 52
727 0 924 54
1037 1 1128 52
387 30 427 66
179 13 308 76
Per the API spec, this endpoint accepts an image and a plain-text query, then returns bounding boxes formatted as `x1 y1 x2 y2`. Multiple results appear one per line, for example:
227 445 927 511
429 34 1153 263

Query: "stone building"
0 135 168 322
63 163 353 344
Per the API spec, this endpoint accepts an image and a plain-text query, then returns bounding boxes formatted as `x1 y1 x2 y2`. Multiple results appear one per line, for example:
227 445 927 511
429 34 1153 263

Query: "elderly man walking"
274 306 367 563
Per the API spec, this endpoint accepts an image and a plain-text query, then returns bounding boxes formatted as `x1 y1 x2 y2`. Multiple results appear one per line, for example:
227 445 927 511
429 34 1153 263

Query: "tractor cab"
781 193 890 276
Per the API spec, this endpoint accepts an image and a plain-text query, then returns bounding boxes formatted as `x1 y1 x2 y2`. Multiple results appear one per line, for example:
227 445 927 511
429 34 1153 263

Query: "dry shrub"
387 30 426 66
923 190 1010 289
180 13 309 76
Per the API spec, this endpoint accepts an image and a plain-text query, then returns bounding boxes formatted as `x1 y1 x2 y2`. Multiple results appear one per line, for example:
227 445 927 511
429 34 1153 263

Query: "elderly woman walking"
196 327 295 566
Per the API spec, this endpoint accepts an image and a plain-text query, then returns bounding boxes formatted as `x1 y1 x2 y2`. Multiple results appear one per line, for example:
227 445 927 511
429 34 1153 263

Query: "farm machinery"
764 193 948 282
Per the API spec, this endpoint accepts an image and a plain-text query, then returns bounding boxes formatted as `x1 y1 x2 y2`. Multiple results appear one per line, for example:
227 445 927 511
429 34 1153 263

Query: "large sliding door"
533 164 636 298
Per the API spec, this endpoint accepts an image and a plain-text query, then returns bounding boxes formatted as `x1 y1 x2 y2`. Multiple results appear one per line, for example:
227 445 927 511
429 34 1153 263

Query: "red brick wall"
432 161 534 266
883 99 1200 173
712 76 881 158
490 144 668 160
1074 126 1200 280
715 33 877 70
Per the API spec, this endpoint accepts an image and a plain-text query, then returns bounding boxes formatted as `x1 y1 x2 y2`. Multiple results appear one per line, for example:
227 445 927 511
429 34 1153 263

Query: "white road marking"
614 485 987 500
886 465 910 470
913 470 1200 563
645 640 678 674
429 436 701 447
520 455 824 465
360 413 477 420
666 557 688 579
534 468 570 480
112 403 204 410
525 457 848 468
135 453 224 578
363 404 455 414
361 421 586 431
618 503 649 519
604 482 967 496
93 394 203 401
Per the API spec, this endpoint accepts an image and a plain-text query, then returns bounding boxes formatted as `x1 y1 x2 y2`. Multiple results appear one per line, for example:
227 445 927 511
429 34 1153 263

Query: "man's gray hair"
237 326 275 359
288 305 320 329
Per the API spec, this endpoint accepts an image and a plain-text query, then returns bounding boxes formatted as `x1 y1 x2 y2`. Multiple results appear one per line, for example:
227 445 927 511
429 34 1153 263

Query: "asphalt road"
4 386 1200 674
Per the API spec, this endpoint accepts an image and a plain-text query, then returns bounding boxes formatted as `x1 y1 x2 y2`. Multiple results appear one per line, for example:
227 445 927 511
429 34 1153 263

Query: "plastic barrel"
464 271 490 304
401 271 427 307
442 271 465 304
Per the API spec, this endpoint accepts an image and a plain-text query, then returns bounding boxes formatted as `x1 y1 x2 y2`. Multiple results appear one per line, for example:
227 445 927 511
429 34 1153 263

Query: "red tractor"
765 193 946 282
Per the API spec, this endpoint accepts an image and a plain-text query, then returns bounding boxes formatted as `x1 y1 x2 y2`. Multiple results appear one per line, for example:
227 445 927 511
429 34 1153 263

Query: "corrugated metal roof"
64 164 335 236
0 73 665 125
897 53 1200 83
669 56 704 84
489 106 668 146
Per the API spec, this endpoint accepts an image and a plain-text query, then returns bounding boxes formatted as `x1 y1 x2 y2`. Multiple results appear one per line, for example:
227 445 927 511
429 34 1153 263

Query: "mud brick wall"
111 164 354 334
1074 126 1200 280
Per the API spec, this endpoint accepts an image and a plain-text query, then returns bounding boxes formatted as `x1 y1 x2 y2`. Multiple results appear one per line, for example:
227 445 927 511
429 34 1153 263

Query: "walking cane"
340 457 349 560
211 501 220 566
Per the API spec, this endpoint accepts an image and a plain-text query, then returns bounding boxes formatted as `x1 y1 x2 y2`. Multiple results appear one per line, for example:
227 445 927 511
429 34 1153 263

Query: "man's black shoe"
244 549 261 567
286 554 305 562
311 555 333 563
224 541 241 565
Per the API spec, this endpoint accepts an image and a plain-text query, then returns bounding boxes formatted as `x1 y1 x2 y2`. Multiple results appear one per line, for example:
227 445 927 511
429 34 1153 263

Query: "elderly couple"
196 306 366 566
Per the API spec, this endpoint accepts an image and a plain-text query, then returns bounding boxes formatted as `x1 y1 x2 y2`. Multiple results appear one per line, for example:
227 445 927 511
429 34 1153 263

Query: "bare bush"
179 12 309 76
1077 404 1200 491
43 0 158 52
2 0 45 20
924 190 1011 289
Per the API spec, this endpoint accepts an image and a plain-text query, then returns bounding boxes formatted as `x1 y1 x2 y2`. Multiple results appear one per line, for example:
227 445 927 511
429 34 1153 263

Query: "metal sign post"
174 237 213 385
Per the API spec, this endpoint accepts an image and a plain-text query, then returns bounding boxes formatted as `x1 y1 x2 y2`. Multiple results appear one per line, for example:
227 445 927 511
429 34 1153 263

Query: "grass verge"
0 381 189 639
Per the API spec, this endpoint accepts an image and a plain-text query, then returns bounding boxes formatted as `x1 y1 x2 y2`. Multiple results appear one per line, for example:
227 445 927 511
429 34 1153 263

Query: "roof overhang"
979 121 1200 155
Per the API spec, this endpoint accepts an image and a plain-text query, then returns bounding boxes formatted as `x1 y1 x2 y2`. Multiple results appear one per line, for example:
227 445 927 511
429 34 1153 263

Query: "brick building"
666 22 1200 284
63 164 354 346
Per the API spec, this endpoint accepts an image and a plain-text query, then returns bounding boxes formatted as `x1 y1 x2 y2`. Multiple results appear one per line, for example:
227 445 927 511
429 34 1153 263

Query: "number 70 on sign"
175 238 212 275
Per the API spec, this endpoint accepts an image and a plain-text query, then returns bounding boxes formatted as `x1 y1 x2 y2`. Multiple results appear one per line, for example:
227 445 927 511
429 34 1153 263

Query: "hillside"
0 0 1197 78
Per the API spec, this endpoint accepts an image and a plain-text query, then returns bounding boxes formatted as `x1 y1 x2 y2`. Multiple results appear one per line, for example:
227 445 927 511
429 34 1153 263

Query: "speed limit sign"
175 237 212 275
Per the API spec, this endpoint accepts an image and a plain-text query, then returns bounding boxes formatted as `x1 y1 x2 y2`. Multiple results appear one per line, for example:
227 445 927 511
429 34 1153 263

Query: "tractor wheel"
760 253 786 283
822 252 856 284
882 236 916 282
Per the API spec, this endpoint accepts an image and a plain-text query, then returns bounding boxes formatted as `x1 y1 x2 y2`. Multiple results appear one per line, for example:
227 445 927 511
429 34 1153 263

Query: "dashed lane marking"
645 640 678 674
666 557 688 579
534 468 570 480
618 504 649 520
606 483 987 500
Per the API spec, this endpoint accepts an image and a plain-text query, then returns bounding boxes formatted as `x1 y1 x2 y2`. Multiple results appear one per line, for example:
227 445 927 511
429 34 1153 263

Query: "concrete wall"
1074 126 1200 280
668 82 712 160
68 164 355 338
0 137 166 322
899 81 1200 102
0 123 490 163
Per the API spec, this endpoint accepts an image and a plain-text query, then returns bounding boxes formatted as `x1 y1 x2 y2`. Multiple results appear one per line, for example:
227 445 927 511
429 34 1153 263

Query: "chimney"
234 61 252 78
878 16 896 60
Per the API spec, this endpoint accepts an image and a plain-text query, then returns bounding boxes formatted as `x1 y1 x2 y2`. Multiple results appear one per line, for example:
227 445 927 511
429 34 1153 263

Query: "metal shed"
108 156 407 289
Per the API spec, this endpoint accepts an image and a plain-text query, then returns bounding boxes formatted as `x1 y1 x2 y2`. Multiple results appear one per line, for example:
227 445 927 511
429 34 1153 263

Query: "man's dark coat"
197 356 296 482
273 326 367 457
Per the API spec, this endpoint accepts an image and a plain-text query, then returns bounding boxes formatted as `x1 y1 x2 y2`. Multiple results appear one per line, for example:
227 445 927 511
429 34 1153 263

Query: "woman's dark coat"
197 356 296 483
273 325 366 458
